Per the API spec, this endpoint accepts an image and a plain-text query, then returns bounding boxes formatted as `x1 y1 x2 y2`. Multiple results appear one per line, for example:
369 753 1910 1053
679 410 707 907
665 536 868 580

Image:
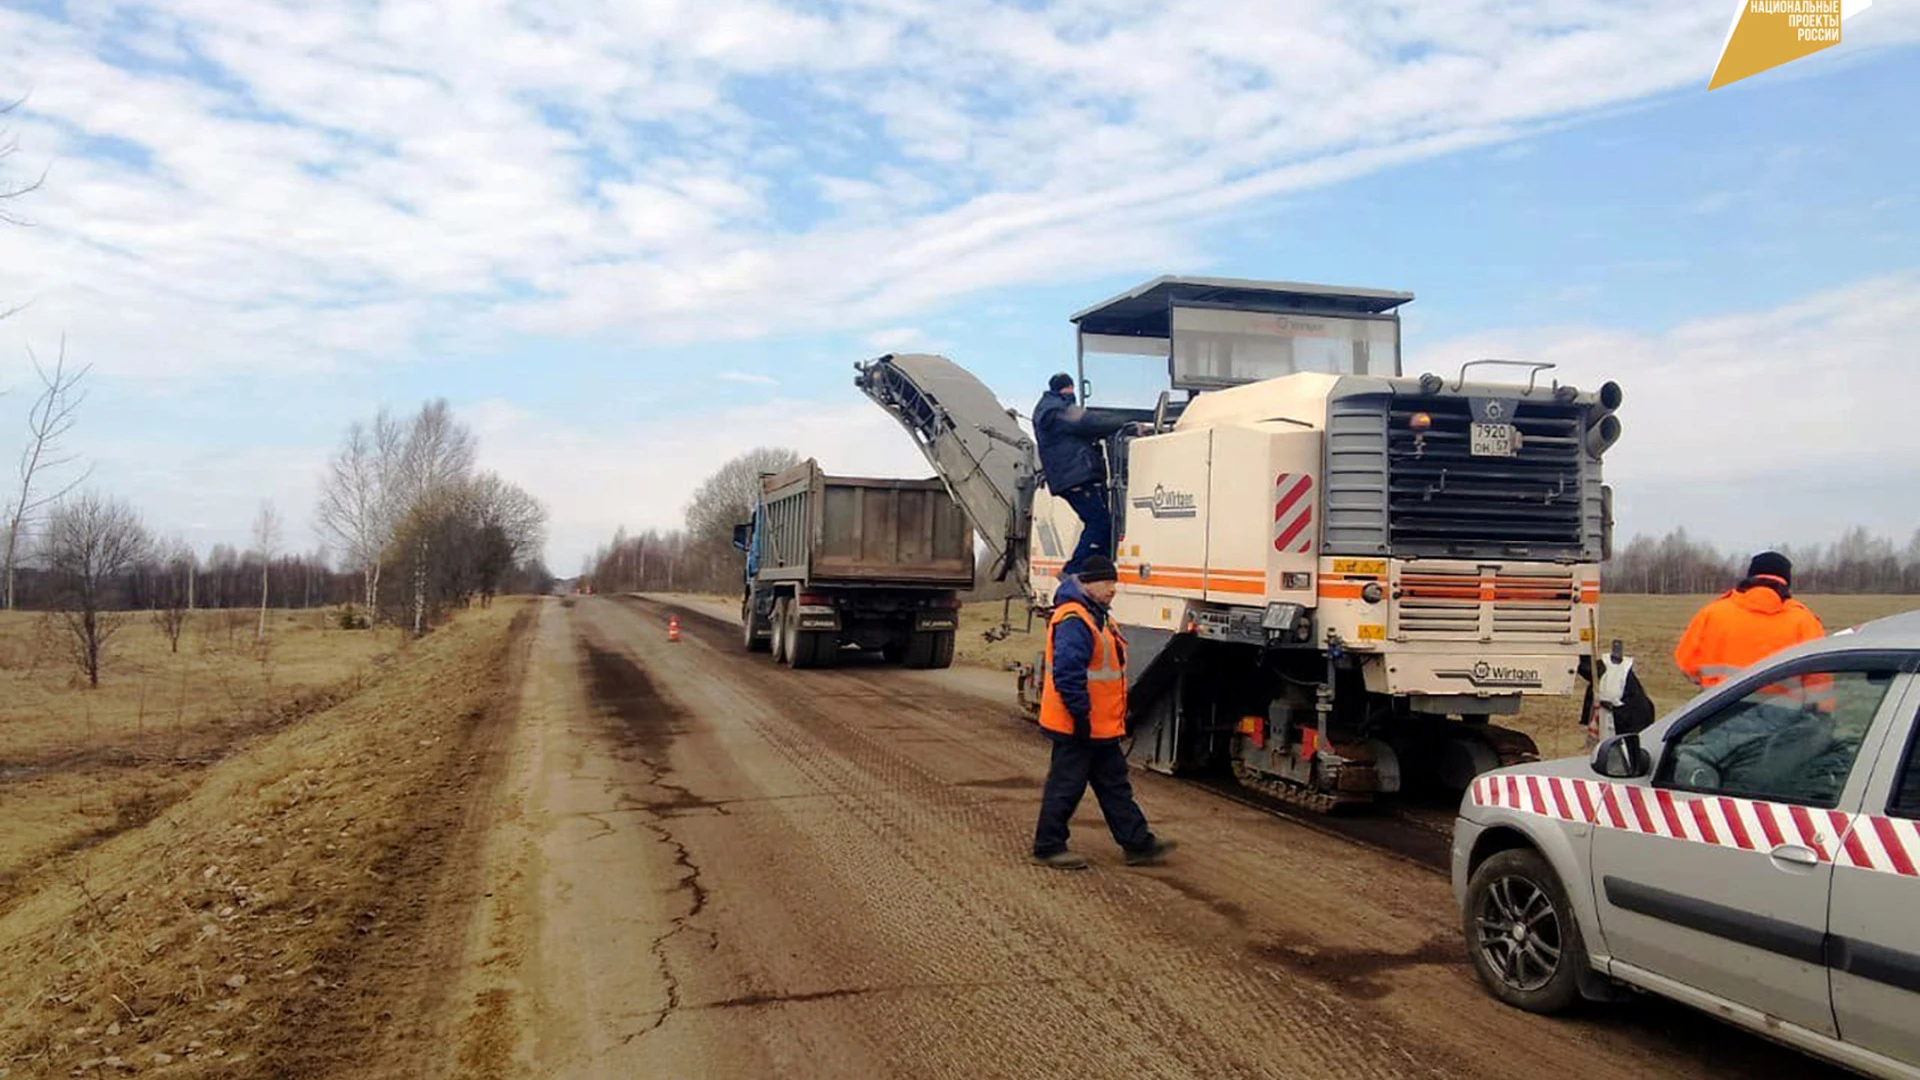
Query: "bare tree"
43 491 147 687
4 342 91 609
465 472 546 606
1 97 44 324
316 410 409 622
684 447 799 551
394 401 476 635
253 500 281 643
151 537 193 654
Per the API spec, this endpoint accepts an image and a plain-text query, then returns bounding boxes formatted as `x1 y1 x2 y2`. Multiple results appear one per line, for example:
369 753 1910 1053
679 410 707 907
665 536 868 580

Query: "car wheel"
1463 847 1586 1014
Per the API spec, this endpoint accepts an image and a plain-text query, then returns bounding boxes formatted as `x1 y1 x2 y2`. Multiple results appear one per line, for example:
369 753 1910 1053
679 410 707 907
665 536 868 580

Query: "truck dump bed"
756 460 974 587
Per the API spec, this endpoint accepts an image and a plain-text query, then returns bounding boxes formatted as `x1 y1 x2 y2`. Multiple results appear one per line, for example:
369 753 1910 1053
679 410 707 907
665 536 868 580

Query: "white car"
1453 609 1920 1079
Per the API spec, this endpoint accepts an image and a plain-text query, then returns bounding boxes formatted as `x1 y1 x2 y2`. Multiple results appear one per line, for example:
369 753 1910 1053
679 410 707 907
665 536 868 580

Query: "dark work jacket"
1033 391 1127 494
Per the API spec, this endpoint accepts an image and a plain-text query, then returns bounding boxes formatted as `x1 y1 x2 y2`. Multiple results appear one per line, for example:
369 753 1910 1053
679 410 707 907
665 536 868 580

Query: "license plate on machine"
1470 421 1516 457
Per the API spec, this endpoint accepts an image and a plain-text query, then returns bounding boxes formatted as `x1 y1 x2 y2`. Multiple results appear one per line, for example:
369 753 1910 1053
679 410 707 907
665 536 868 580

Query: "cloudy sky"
1 0 1916 572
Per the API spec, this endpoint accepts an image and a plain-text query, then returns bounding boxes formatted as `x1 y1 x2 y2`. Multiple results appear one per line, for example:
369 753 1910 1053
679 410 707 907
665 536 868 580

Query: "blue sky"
1 0 1916 572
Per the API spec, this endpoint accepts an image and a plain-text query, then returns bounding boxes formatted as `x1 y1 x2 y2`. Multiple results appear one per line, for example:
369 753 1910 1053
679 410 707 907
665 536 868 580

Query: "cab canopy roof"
1070 275 1414 345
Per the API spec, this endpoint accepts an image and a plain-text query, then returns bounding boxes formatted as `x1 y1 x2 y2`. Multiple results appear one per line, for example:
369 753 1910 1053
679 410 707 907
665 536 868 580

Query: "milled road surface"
443 596 1843 1079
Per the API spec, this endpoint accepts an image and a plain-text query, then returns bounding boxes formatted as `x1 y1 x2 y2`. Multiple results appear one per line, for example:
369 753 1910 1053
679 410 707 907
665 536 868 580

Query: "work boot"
1031 851 1089 870
1124 838 1178 866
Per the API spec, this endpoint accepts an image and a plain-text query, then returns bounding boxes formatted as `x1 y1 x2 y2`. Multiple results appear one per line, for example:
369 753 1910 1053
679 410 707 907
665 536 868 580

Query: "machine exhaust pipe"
1582 380 1623 457
1585 414 1622 458
1590 380 1623 421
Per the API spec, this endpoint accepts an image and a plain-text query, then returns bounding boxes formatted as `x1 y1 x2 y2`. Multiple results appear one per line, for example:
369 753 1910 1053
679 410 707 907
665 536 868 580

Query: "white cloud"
4 0 1916 378
864 327 924 351
1418 272 1920 549
716 371 776 385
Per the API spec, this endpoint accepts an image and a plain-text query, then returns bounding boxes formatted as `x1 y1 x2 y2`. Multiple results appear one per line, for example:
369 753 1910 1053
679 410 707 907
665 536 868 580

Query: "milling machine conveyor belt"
854 353 1036 596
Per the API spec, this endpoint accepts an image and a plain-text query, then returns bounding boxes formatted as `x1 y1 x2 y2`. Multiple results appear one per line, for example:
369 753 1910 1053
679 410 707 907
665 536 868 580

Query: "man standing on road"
1031 555 1175 870
1674 550 1828 701
1033 373 1131 578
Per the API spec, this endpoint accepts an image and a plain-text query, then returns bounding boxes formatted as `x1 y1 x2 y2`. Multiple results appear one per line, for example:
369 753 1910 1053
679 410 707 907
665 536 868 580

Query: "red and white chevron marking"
1838 814 1920 878
1273 473 1314 554
1471 775 1920 878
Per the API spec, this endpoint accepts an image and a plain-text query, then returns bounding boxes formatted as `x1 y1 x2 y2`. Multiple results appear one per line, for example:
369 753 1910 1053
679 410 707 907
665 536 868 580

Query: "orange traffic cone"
667 615 681 643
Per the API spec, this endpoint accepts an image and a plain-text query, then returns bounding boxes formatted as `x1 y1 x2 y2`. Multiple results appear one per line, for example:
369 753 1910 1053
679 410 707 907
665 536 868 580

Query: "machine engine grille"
1385 397 1586 557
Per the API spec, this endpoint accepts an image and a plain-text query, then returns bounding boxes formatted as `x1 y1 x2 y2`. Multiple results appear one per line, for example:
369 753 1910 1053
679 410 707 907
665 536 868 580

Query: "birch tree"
4 342 91 609
316 410 407 621
395 401 476 635
253 500 281 643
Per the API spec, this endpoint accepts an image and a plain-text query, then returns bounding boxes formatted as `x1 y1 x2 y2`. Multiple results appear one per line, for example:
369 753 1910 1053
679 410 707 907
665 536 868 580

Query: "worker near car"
1032 555 1175 870
1033 373 1133 578
1674 550 1829 706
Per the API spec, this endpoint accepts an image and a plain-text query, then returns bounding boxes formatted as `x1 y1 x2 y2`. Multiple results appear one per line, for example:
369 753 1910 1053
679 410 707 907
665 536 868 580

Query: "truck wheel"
1463 848 1587 1015
903 630 955 670
742 601 770 653
791 631 835 670
770 599 791 664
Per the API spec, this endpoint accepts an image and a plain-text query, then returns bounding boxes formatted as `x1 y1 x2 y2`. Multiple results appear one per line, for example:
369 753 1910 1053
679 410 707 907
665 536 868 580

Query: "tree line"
1 385 552 687
1604 526 1920 595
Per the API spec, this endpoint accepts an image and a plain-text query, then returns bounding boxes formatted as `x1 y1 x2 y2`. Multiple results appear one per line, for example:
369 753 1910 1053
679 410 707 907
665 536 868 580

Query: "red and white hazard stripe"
1470 775 1920 880
1273 473 1314 555
1838 814 1920 878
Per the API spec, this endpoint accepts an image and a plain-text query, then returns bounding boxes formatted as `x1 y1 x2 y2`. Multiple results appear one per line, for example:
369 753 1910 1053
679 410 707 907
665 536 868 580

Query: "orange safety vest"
1674 581 1830 706
1040 601 1129 740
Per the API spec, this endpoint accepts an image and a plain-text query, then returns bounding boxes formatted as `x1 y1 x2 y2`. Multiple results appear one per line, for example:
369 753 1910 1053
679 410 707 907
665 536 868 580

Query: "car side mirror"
731 523 752 553
1592 732 1652 779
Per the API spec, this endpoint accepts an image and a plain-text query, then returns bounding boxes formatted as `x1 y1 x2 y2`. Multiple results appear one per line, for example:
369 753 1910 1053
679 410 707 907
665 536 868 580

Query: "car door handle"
1769 844 1820 868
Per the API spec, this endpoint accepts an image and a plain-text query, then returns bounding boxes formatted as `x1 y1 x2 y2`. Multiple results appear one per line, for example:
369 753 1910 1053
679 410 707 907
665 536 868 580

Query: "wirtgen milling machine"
856 276 1624 811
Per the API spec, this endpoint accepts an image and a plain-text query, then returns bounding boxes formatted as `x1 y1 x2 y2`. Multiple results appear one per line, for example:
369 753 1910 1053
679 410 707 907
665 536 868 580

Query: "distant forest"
1602 527 1920 595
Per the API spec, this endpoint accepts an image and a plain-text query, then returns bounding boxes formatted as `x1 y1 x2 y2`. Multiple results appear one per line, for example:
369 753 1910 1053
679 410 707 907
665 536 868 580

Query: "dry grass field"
0 609 395 915
0 600 529 1077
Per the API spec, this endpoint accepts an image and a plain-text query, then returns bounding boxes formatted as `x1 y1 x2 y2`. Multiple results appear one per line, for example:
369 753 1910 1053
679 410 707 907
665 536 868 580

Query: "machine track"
1229 759 1346 815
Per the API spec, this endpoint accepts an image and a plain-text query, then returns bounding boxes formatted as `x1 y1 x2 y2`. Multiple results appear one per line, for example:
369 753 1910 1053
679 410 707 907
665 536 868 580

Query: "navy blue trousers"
1032 731 1154 856
1060 483 1112 577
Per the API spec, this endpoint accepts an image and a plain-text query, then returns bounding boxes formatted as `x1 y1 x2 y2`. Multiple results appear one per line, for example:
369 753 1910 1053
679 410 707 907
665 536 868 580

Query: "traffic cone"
668 615 681 643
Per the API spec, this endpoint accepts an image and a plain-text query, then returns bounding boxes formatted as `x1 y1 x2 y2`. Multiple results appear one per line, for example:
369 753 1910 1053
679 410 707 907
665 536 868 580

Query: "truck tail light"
799 592 831 606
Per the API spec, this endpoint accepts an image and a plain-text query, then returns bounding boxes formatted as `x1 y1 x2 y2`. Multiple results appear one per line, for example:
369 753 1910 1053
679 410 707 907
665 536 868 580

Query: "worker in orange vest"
1674 550 1829 704
1031 555 1176 870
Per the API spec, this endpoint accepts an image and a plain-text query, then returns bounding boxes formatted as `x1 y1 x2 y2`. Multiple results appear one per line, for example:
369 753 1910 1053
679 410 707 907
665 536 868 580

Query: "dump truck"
855 275 1627 810
732 459 974 669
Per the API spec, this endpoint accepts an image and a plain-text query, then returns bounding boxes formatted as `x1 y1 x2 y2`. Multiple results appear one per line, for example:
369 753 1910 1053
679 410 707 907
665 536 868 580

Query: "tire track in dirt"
257 607 535 1080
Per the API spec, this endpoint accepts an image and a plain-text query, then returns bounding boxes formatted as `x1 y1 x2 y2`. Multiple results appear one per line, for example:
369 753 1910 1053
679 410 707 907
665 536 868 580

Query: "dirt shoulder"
0 600 533 1079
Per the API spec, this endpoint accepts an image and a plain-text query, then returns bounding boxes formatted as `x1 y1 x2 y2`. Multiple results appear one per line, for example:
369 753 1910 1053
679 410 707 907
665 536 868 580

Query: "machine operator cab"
1064 275 1414 547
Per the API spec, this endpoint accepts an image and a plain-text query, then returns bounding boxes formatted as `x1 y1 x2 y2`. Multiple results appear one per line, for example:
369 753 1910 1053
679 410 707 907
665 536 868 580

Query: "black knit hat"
1077 554 1117 583
1048 372 1075 393
1747 550 1792 584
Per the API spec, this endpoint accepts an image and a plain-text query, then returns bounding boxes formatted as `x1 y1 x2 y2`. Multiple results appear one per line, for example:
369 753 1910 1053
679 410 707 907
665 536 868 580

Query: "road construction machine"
854 275 1625 811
